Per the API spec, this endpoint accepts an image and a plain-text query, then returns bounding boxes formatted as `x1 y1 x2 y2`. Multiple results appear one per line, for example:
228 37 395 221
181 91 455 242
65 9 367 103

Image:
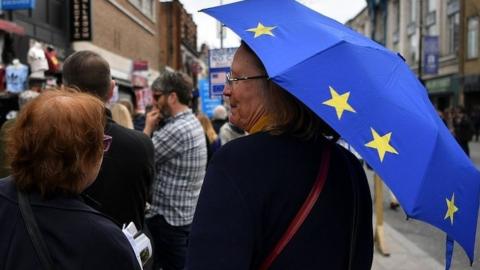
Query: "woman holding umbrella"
186 42 373 269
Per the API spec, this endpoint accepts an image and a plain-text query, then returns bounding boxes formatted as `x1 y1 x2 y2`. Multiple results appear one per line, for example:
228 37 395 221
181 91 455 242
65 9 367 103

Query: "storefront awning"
0 20 25 35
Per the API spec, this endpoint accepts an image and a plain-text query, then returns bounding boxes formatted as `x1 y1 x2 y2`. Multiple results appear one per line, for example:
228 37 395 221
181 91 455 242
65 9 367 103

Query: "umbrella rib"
269 40 395 79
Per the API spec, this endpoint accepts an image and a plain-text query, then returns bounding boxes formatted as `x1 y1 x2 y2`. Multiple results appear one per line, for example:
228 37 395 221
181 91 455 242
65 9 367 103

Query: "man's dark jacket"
0 178 141 270
84 113 155 229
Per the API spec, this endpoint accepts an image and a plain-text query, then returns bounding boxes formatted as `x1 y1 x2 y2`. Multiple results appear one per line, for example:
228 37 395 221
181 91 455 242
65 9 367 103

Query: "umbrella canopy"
202 0 480 268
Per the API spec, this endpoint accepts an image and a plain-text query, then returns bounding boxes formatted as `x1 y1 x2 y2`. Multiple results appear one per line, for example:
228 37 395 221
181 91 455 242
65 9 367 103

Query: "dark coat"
83 113 155 230
0 177 141 270
211 119 227 134
187 132 373 269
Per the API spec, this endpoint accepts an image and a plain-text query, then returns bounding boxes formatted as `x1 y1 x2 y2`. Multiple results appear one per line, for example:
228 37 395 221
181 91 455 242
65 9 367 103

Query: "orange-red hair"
6 88 106 197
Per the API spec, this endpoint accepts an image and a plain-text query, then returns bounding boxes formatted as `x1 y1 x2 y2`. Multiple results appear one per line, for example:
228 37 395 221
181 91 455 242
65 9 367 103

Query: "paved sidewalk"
372 221 443 270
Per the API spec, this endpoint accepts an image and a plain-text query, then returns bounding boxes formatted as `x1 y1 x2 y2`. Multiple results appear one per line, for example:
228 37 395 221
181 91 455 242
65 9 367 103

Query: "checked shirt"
148 109 207 226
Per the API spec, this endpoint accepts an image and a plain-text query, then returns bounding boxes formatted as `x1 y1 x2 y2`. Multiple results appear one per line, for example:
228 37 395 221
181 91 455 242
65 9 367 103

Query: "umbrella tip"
397 53 406 62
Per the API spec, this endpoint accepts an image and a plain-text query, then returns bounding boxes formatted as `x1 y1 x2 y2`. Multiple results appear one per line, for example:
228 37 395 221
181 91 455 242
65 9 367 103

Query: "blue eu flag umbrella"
202 0 480 268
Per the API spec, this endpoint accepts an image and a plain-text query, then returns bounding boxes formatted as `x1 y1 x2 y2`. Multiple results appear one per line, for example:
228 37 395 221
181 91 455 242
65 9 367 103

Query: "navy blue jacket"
187 132 373 269
0 178 141 270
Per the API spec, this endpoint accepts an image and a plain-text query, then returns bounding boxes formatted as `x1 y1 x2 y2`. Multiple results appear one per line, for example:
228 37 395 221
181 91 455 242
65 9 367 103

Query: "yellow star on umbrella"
246 22 276 38
365 128 399 162
322 86 356 120
444 193 459 225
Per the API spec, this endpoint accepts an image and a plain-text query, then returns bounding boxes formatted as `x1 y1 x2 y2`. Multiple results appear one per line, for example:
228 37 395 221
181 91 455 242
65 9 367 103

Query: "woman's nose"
223 83 232 97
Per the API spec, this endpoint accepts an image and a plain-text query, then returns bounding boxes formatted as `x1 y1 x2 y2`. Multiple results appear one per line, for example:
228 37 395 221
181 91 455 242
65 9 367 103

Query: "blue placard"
2 0 35 10
208 48 237 98
423 36 439 75
209 67 229 98
199 79 222 118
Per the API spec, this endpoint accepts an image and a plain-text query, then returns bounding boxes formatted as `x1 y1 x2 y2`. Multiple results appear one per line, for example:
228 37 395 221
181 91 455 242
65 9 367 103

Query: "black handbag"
17 189 57 270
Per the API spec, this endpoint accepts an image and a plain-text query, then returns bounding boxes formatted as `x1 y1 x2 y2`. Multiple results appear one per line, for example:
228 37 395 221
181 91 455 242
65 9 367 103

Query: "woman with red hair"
0 89 141 270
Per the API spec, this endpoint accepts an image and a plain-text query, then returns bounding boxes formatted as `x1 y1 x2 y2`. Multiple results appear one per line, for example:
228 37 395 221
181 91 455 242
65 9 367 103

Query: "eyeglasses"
225 72 268 86
103 135 112 152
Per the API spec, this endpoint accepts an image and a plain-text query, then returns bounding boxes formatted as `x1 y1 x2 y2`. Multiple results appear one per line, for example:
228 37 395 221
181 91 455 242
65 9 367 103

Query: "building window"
426 0 437 35
129 0 155 20
410 0 417 23
427 0 436 12
409 33 418 63
468 17 479 59
448 12 460 55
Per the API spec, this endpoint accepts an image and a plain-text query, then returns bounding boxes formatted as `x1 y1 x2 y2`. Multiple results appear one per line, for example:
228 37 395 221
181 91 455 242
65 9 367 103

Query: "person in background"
111 103 134 129
197 113 221 163
143 71 207 270
0 89 140 270
453 107 474 157
211 105 228 134
62 51 155 232
186 42 373 269
219 122 247 145
0 90 40 178
118 99 135 118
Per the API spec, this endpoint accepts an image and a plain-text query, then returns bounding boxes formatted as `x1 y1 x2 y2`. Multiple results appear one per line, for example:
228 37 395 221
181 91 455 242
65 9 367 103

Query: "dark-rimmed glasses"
225 72 268 86
103 135 113 152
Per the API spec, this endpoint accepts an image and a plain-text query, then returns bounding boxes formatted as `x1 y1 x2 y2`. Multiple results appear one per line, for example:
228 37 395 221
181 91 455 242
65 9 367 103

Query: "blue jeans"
146 215 190 270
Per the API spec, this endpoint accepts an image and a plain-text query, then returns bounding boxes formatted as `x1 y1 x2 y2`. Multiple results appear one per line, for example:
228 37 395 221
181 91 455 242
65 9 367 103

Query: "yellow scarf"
248 115 271 134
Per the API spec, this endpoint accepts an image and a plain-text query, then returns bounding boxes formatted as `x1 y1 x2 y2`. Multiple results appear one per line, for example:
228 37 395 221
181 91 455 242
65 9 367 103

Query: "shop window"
468 17 479 59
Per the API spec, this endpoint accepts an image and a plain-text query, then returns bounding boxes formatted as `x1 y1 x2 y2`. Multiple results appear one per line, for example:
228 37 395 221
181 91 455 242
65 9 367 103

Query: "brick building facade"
73 0 160 89
159 0 200 86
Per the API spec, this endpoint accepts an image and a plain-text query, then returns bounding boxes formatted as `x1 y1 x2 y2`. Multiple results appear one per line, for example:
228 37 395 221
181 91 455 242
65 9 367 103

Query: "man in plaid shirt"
144 71 207 270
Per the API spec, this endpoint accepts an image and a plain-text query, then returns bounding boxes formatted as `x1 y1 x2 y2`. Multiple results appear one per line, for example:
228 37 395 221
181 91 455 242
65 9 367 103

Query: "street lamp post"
220 0 224 48
418 0 424 84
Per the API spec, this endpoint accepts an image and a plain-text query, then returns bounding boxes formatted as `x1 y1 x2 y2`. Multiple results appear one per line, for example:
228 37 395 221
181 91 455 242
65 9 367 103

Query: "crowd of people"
438 106 478 157
15 40 480 270
0 42 479 270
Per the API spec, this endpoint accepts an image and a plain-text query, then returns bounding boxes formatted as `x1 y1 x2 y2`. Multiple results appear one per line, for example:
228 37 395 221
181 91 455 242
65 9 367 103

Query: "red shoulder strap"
258 143 332 270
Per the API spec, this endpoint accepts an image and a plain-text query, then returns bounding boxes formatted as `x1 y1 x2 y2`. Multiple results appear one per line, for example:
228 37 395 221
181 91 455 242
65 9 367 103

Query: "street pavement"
370 141 480 270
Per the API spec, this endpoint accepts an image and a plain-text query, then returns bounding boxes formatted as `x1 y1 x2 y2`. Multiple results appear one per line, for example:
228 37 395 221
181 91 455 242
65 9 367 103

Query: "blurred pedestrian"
187 42 373 269
453 107 474 157
111 103 134 129
63 51 155 232
118 99 135 118
211 105 227 134
0 89 140 270
197 113 221 163
471 106 480 142
0 90 40 178
143 71 207 270
219 122 247 145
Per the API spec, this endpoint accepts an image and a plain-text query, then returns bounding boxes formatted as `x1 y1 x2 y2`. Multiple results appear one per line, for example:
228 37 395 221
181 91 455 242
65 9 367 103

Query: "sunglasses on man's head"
103 135 112 152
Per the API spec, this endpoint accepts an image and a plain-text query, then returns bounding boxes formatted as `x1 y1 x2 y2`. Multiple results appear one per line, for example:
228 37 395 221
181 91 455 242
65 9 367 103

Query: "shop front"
424 75 459 111
463 74 480 111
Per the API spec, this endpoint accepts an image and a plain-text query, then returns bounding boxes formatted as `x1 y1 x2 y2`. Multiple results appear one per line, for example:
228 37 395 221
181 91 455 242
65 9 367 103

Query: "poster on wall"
423 36 439 75
132 60 151 114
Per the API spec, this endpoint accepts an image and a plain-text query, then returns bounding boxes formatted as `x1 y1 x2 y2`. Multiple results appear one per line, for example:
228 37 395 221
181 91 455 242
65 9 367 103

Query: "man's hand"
143 109 161 136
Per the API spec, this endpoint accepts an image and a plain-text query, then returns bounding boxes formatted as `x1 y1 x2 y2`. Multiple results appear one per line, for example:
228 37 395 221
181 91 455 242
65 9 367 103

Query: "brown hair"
241 41 338 141
197 113 218 144
6 88 106 197
151 71 192 106
63 50 112 101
